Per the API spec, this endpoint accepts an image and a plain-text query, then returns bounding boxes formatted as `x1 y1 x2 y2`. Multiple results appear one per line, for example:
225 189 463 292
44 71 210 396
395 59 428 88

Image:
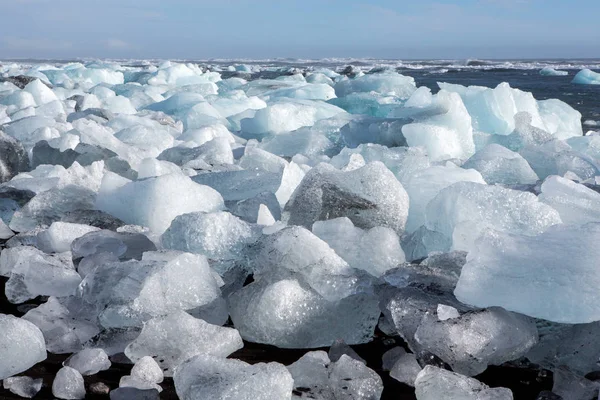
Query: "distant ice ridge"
540 67 568 76
1 59 600 398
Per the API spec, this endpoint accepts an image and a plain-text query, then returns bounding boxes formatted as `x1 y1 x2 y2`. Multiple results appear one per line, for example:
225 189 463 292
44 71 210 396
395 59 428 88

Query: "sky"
0 0 598 60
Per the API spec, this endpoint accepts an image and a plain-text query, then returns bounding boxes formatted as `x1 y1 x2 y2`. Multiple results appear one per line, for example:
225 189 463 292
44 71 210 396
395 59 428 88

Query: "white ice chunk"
36 222 100 253
426 182 561 251
540 67 568 76
329 355 384 400
334 72 416 98
462 144 538 185
131 356 164 384
22 297 100 354
538 175 600 225
162 211 259 266
455 223 600 324
404 163 485 233
390 353 422 387
64 348 111 376
23 79 58 105
285 162 409 234
3 376 43 398
437 304 460 321
174 355 293 400
414 308 538 376
52 366 86 400
312 217 405 277
402 90 475 161
241 99 345 136
415 366 513 400
0 314 46 379
96 172 224 233
572 69 600 85
229 277 380 348
124 311 243 376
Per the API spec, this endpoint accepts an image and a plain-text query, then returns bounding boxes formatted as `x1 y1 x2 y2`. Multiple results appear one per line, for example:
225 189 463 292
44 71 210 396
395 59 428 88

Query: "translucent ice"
174 355 294 400
334 71 416 98
462 144 539 185
426 182 561 251
0 130 29 183
0 314 46 379
552 367 600 400
287 351 332 399
96 172 224 233
124 311 243 376
22 297 100 354
285 162 409 234
538 176 600 225
36 222 99 253
312 217 405 277
3 376 43 398
64 348 111 376
404 163 485 233
414 308 538 376
79 252 222 328
390 353 422 387
572 69 600 85
415 366 513 400
241 99 346 136
162 211 259 268
402 90 475 161
329 354 383 400
455 223 600 323
229 276 380 348
131 356 164 384
9 185 96 232
52 366 86 400
3 247 81 303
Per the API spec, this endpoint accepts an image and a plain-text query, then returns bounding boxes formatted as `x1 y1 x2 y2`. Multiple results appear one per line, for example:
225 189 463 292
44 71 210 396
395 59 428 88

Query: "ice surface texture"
0 59 598 397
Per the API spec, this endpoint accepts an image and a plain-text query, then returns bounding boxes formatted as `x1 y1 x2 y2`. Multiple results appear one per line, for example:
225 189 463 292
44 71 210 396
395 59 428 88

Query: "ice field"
0 59 600 399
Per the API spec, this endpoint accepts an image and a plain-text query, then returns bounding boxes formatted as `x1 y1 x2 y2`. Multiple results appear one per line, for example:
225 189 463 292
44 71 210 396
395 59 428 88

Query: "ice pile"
0 59 599 399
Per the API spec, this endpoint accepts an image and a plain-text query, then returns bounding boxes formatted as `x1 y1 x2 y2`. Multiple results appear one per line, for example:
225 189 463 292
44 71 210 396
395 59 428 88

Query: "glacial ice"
312 217 405 277
462 143 539 185
3 376 43 398
414 307 538 376
285 162 409 233
538 176 600 224
426 181 561 251
174 355 294 400
389 353 422 387
455 223 600 323
1 59 598 397
572 69 600 85
540 67 568 77
229 276 380 348
0 314 47 379
124 311 243 375
79 252 223 328
96 172 224 233
52 366 86 400
414 366 513 400
64 348 111 376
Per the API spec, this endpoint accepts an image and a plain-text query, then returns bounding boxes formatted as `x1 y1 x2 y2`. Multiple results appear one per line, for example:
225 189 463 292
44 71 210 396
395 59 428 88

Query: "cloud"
104 39 131 49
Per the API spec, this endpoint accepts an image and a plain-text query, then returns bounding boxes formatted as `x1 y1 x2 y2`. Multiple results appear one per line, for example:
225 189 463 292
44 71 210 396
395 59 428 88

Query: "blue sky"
1 0 598 59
